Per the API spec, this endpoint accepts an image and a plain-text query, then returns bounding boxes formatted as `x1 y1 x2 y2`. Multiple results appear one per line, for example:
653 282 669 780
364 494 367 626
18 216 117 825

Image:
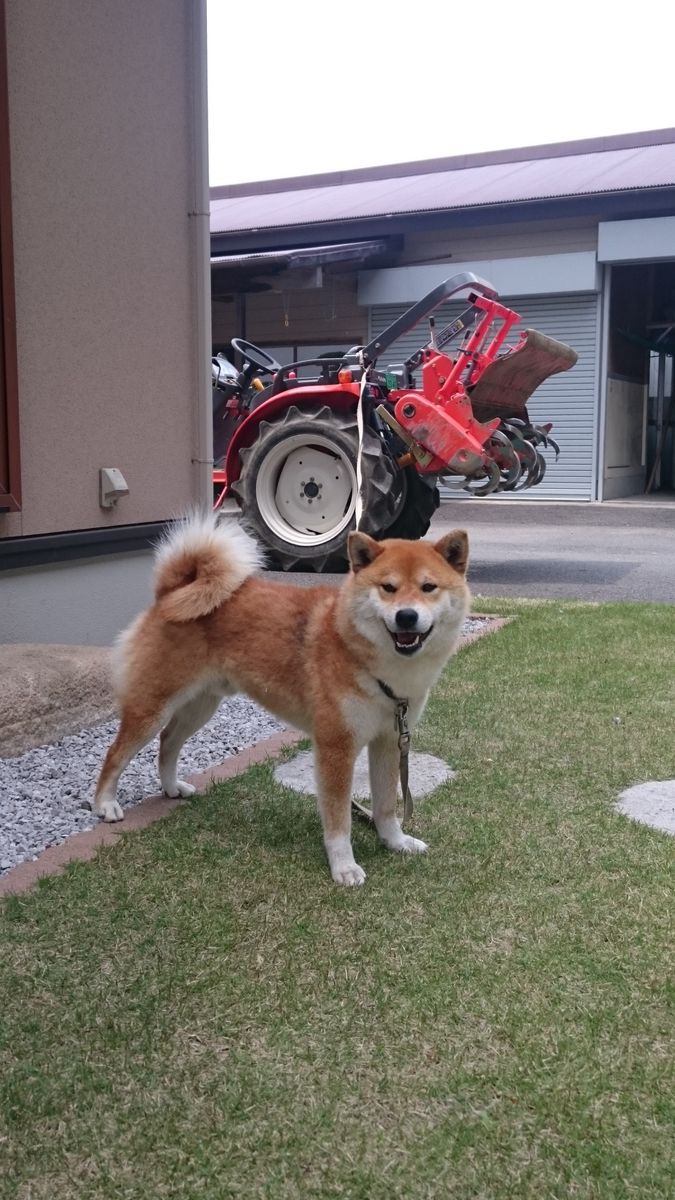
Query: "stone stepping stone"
615 781 675 836
274 749 455 799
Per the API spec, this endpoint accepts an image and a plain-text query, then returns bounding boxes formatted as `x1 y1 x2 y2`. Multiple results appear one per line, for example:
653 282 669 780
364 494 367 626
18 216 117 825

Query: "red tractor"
212 272 577 571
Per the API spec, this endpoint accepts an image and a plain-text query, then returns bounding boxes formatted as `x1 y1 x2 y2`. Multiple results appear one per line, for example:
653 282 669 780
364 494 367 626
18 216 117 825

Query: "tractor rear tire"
384 468 441 540
230 405 405 572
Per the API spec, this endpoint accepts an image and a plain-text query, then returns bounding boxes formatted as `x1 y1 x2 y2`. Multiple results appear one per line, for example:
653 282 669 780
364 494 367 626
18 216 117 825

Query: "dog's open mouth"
390 627 432 656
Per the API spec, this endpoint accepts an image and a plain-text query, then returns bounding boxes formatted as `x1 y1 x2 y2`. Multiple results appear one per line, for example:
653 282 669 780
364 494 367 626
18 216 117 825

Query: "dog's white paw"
377 819 428 855
395 834 428 855
95 798 124 823
331 862 366 887
163 779 196 799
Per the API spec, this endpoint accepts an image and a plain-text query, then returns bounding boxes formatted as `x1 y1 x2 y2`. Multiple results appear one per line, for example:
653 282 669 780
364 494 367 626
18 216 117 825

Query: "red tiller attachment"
380 288 578 494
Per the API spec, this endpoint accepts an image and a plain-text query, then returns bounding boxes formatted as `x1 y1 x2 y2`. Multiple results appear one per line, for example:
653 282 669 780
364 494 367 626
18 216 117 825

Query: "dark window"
0 0 20 512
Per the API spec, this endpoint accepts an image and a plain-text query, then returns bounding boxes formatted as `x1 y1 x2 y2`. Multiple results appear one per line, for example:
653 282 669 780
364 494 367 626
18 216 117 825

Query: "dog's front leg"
313 730 364 887
368 733 428 856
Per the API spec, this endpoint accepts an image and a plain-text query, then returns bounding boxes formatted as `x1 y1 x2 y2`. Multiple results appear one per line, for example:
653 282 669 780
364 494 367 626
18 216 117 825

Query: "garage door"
368 293 598 500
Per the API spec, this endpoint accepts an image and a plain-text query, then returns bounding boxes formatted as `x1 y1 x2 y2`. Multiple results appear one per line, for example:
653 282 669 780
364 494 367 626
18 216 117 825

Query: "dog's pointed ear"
348 531 384 573
433 529 469 576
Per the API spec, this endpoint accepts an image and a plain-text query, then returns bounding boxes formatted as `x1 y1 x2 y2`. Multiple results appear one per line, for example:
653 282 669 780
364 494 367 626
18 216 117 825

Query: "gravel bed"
0 699 284 875
0 617 491 876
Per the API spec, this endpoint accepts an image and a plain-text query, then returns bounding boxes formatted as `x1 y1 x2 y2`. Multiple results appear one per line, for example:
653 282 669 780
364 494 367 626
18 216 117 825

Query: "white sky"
207 0 675 187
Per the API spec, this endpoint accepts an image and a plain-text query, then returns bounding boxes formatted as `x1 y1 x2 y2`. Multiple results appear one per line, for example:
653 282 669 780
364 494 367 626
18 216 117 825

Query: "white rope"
355 354 370 530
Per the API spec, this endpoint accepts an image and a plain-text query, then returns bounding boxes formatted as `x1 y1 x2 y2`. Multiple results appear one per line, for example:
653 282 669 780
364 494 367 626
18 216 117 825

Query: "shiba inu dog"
93 514 470 885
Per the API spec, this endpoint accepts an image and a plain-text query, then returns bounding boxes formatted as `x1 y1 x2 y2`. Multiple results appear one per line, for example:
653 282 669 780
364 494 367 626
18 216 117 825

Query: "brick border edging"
0 616 507 899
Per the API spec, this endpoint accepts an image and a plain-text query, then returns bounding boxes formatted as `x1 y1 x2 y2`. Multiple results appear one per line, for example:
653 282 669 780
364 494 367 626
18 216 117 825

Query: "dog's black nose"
395 608 419 630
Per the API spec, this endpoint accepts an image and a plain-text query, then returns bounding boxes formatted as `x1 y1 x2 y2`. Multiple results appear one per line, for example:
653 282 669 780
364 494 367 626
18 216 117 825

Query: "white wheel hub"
256 432 357 547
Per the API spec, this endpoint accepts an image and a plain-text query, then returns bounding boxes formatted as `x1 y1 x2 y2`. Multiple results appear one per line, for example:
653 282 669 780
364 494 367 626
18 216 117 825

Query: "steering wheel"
230 338 281 382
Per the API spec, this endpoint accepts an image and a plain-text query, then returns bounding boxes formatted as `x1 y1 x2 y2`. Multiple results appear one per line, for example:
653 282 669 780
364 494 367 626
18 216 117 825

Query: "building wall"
602 377 647 500
401 218 598 266
212 220 599 353
1 0 205 540
212 273 366 349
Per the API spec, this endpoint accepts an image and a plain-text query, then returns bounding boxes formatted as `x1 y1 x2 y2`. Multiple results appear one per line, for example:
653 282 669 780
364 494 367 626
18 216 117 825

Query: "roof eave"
210 184 675 248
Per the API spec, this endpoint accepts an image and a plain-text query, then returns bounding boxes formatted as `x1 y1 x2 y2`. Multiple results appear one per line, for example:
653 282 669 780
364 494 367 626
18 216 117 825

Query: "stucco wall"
1 0 205 539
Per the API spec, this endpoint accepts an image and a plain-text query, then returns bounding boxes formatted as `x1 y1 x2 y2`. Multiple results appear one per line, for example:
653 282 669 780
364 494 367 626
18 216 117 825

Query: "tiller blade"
463 458 502 496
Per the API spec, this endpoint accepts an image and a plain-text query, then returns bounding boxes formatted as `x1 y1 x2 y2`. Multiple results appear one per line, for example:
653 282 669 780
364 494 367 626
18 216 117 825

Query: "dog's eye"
381 582 397 594
421 582 437 593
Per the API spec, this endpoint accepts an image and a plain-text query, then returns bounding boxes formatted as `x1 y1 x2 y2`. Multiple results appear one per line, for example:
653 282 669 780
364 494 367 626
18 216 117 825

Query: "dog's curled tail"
154 513 263 622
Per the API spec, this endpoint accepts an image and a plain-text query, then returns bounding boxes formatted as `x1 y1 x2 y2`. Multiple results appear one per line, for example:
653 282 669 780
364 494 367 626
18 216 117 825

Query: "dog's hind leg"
158 688 226 798
313 729 364 886
93 705 167 823
368 733 428 855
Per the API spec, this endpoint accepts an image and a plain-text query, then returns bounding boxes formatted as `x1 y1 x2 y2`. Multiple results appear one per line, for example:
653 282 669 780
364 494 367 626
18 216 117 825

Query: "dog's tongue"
396 632 418 645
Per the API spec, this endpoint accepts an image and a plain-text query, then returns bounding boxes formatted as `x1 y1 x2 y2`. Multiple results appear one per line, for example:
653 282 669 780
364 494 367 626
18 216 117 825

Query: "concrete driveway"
268 499 675 604
435 499 675 604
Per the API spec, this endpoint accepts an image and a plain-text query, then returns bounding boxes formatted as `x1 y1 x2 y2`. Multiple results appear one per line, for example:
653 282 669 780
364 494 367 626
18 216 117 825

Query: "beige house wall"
0 0 208 540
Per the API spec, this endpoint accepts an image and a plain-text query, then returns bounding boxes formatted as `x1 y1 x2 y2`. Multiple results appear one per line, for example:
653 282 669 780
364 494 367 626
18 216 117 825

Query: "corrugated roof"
210 133 675 236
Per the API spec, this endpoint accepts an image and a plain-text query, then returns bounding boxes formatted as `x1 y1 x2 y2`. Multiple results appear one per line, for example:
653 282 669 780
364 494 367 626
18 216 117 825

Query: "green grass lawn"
1 600 674 1199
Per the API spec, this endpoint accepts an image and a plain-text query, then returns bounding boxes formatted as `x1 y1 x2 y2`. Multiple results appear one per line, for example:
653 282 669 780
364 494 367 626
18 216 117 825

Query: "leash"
354 353 370 531
352 354 414 825
351 680 414 827
377 679 414 824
